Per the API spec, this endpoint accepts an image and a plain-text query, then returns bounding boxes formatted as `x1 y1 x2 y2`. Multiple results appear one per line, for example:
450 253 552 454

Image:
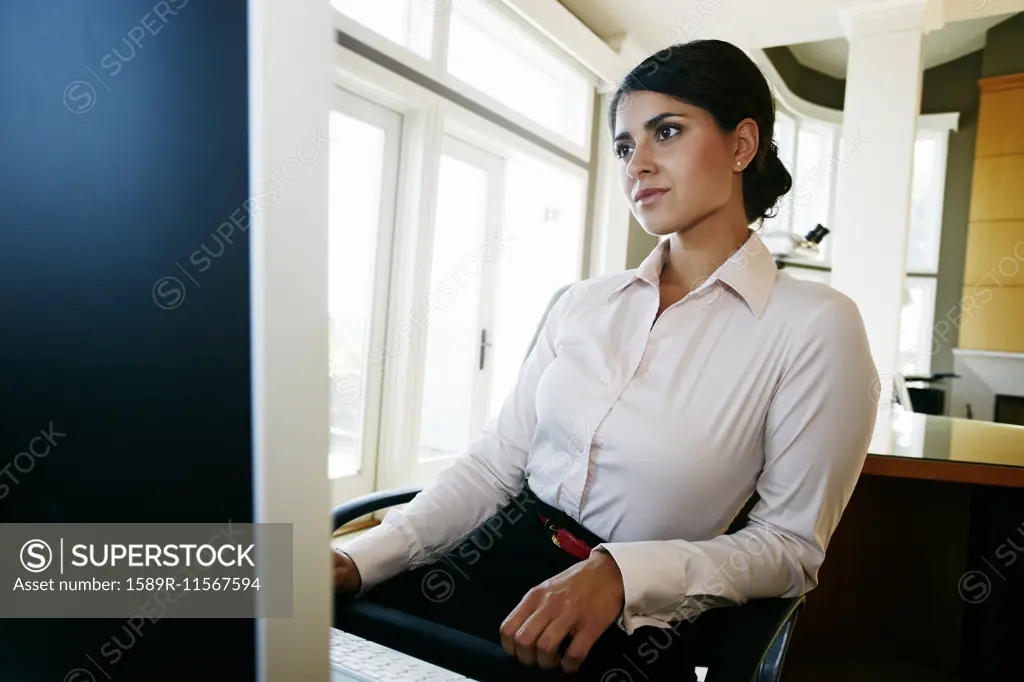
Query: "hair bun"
745 142 792 223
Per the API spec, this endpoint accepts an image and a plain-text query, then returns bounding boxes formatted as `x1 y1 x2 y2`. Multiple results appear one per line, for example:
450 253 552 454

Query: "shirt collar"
608 230 777 319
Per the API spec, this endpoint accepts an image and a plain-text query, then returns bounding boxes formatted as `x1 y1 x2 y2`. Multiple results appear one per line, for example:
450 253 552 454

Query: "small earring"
736 161 742 167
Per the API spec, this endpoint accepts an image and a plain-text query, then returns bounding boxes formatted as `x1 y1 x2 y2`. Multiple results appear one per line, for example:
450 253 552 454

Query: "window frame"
899 115 955 376
331 37 590 495
770 110 956 273
412 133 506 485
446 0 593 147
328 0 436 59
330 0 596 163
899 275 938 376
794 115 839 266
905 119 954 276
763 104 841 270
769 103 957 382
327 89 405 507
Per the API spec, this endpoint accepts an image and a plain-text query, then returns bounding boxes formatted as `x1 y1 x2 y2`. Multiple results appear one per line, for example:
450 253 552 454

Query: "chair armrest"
690 595 805 682
332 486 423 531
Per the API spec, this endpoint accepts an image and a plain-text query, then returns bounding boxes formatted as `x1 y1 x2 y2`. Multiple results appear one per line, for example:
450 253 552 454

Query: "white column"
830 0 935 387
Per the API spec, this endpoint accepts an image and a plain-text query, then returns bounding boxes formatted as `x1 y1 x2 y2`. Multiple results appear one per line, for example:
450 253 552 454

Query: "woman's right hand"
332 548 363 593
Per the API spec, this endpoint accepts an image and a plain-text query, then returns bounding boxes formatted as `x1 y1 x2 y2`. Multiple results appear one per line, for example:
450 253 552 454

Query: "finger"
535 612 575 671
561 623 603 675
513 606 555 668
499 589 541 656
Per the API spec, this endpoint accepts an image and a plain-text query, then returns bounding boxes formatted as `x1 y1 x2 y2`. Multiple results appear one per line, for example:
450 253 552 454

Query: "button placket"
582 289 656 516
563 398 606 520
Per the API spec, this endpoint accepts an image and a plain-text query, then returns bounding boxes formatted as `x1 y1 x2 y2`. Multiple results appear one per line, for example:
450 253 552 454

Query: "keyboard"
329 627 474 682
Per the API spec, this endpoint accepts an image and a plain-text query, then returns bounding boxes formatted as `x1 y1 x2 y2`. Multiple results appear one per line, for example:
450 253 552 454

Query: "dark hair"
607 40 792 224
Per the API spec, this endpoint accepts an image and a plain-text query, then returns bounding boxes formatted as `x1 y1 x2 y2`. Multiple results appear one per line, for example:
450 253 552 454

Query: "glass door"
488 154 586 418
328 87 402 505
408 136 587 485
414 135 504 482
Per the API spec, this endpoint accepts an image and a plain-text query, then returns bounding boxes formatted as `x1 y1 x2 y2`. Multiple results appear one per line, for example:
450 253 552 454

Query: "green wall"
626 214 659 269
981 13 1024 78
921 51 983 375
765 15 1022 375
763 46 845 110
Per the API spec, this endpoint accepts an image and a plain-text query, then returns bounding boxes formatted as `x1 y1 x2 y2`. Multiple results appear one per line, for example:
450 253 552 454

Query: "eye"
656 124 680 141
613 142 633 159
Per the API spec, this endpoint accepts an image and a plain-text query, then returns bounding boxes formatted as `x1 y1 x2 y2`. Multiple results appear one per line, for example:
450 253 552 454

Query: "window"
782 266 831 286
417 137 502 464
331 0 595 158
770 114 950 274
775 110 797 171
489 155 586 418
328 108 383 478
762 110 796 237
897 124 949 376
898 276 937 376
791 121 835 252
413 137 587 483
446 0 591 146
330 0 434 57
761 110 836 265
768 105 954 382
329 4 593 501
906 129 947 274
328 90 403 503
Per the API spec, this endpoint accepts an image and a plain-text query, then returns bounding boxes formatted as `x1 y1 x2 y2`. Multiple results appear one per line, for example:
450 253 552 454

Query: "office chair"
333 285 805 682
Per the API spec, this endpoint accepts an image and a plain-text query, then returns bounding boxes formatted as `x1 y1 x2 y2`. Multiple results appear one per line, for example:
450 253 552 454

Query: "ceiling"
557 0 1024 70
790 14 1015 78
558 0 858 52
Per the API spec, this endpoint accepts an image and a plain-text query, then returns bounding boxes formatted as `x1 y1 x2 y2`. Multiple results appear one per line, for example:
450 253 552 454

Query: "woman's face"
612 91 741 237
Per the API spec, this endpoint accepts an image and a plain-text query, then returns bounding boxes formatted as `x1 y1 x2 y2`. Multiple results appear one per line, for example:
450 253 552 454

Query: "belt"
537 513 593 560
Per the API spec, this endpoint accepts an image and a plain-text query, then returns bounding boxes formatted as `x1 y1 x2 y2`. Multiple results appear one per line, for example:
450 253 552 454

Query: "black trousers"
337 485 699 682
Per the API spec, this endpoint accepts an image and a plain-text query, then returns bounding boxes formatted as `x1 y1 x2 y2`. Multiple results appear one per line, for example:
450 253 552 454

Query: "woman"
333 39 878 681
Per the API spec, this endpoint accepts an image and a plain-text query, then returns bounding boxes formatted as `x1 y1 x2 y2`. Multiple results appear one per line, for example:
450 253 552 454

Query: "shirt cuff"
337 521 411 596
594 542 682 635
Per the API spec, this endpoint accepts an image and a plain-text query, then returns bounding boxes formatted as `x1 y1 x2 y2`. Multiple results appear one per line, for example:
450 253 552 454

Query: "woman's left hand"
499 550 625 674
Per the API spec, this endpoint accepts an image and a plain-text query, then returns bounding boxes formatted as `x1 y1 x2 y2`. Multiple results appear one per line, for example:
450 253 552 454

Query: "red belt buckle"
538 513 593 560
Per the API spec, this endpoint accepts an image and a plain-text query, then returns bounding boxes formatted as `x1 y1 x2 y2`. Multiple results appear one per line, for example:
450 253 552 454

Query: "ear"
732 118 759 171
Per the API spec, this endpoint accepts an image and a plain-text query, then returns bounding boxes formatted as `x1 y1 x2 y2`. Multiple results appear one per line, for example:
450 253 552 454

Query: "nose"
625 140 655 180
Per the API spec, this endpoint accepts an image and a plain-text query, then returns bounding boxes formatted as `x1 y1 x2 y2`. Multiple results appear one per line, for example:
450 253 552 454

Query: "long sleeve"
594 296 879 634
340 285 577 593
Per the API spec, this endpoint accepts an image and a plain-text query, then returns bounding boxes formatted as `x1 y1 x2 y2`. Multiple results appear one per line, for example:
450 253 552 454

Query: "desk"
863 409 1024 487
785 408 1024 681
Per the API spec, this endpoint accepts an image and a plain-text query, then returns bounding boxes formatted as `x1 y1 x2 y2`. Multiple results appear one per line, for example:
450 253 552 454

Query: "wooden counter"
785 408 1024 681
863 409 1024 487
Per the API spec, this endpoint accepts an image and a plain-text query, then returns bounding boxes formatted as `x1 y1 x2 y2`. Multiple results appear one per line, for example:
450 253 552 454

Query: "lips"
633 187 668 205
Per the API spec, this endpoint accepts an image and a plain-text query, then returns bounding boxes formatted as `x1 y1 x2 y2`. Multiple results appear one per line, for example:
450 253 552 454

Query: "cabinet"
961 74 1024 353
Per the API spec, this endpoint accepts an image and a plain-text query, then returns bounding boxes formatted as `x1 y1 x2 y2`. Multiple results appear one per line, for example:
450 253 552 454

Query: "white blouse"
341 229 879 634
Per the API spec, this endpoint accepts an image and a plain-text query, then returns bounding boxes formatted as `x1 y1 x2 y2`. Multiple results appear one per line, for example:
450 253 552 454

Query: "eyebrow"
613 112 689 144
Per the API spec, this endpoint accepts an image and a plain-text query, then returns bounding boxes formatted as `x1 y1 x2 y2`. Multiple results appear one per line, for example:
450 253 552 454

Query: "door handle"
479 328 492 370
